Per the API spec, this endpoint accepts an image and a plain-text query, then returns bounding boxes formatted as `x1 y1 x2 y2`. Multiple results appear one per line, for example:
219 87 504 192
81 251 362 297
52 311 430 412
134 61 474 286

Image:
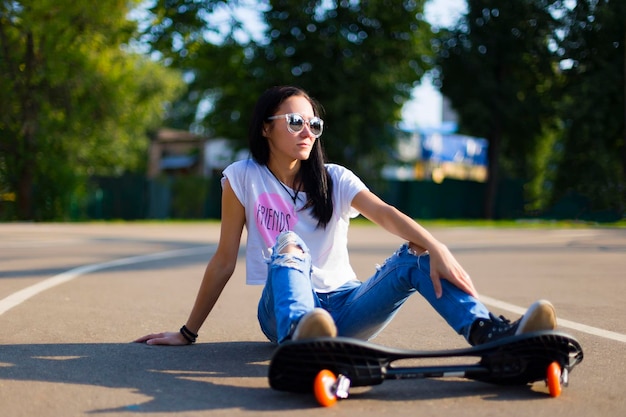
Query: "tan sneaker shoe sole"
292 308 337 340
516 299 557 334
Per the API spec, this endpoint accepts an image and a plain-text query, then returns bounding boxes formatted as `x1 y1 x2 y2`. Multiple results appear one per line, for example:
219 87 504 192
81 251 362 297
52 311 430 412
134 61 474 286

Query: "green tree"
553 0 625 217
141 0 433 173
138 0 252 134
0 0 184 220
434 0 563 218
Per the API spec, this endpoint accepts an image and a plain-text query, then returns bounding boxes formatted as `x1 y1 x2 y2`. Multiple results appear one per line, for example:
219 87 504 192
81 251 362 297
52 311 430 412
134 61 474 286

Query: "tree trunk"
484 130 500 220
16 31 37 220
622 25 626 215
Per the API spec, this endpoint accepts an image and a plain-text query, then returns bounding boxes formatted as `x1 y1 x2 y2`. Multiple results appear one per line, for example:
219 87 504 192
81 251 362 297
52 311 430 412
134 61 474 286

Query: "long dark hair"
248 86 333 228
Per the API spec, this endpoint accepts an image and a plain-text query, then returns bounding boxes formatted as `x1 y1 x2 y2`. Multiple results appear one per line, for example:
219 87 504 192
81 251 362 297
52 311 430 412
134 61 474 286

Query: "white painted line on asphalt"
480 295 626 343
0 246 212 316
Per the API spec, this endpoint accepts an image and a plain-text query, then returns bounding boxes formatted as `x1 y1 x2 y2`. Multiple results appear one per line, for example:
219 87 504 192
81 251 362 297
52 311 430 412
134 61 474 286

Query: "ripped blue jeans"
257 231 490 344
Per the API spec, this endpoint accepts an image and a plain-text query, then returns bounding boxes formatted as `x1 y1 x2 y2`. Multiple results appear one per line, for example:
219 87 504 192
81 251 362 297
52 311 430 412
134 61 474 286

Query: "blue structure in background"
421 133 488 167
389 122 489 182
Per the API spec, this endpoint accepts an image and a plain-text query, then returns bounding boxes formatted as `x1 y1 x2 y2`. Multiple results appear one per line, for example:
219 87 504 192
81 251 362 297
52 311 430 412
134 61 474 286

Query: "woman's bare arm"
134 180 246 345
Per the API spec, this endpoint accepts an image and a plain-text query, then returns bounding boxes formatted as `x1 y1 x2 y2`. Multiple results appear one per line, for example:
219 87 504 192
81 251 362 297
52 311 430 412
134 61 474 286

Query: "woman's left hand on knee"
427 242 478 299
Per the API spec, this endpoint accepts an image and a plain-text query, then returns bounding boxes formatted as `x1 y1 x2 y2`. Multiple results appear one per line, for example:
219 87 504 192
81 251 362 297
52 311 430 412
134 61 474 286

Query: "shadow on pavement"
0 341 311 413
0 341 550 413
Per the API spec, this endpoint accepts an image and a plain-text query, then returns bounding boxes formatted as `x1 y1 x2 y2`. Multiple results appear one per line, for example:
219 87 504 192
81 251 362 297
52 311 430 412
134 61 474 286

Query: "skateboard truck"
334 374 351 399
561 367 569 387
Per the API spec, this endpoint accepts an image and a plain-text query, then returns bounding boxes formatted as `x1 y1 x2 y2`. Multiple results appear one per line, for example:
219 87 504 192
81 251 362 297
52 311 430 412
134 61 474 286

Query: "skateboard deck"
268 330 583 404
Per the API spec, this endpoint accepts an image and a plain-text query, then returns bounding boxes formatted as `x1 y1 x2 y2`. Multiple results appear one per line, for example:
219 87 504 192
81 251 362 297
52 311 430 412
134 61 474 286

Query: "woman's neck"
267 160 301 188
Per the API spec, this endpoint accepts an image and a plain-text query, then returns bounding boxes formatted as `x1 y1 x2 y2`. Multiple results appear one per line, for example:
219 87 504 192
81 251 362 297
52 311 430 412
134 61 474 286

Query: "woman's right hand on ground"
133 331 189 346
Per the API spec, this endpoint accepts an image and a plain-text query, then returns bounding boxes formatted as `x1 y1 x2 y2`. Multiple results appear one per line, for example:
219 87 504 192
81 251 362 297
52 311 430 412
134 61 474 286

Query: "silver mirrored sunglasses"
267 113 324 138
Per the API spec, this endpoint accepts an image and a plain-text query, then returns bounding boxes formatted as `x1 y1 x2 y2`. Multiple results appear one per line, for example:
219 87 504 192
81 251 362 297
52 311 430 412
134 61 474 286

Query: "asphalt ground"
0 222 625 417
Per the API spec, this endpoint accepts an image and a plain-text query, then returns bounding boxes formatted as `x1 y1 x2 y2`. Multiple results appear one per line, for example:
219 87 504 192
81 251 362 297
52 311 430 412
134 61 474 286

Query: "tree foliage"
0 0 184 220
434 0 625 219
3 0 622 221
553 0 625 215
434 0 563 218
141 0 434 173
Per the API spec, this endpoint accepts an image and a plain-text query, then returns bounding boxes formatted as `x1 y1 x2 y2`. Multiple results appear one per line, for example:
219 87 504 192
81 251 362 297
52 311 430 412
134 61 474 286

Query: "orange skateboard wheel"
546 361 562 397
314 369 338 407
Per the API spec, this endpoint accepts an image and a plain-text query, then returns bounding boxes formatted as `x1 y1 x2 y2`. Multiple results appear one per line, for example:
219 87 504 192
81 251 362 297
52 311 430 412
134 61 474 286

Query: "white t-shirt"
222 158 368 292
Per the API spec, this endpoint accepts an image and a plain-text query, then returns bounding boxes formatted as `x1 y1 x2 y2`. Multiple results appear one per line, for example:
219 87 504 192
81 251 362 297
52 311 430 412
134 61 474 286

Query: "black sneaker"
469 300 557 346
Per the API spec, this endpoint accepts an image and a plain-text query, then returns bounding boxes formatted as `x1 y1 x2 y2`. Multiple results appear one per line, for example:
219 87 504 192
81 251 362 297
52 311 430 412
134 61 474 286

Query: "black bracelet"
180 325 197 344
182 325 198 338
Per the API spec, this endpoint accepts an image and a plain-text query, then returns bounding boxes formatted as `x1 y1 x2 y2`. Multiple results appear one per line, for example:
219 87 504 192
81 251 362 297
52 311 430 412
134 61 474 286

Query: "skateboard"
268 330 584 407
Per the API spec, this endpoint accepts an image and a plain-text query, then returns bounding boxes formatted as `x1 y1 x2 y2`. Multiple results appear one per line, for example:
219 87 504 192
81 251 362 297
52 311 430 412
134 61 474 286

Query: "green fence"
379 178 525 219
81 174 222 220
76 175 529 221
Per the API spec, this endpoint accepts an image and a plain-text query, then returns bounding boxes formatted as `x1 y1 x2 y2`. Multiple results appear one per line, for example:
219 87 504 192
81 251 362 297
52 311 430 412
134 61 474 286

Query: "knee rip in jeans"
278 243 304 255
376 243 428 271
272 252 307 271
275 231 305 255
269 231 311 271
